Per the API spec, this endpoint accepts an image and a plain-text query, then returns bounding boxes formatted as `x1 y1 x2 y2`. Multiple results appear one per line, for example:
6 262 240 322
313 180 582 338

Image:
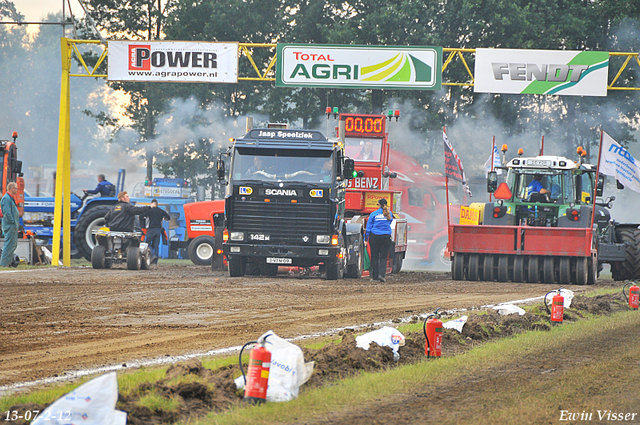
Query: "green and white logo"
276 44 442 90
474 48 609 97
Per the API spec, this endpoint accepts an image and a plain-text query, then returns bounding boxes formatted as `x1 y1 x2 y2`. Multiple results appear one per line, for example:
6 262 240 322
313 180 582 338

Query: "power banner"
108 41 239 83
276 44 442 89
600 132 640 194
474 48 609 97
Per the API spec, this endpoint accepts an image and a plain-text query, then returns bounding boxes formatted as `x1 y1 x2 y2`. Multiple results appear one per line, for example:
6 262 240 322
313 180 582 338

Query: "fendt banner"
108 41 239 83
474 48 609 96
276 44 442 90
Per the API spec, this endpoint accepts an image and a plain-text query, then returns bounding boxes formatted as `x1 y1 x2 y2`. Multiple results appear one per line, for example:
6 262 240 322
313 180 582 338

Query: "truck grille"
231 199 331 243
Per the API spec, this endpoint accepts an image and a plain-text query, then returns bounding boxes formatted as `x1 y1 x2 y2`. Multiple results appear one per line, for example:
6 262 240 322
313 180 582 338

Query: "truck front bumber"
448 224 594 257
223 243 340 263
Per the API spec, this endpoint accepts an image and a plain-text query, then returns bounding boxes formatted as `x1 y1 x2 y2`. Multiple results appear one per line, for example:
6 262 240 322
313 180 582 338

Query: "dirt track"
0 263 608 391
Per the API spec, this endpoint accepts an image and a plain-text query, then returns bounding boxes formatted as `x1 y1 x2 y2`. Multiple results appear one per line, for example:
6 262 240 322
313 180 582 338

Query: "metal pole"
52 37 72 267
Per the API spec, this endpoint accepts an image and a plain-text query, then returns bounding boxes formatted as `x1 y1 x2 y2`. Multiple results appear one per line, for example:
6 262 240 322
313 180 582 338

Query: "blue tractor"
23 172 193 261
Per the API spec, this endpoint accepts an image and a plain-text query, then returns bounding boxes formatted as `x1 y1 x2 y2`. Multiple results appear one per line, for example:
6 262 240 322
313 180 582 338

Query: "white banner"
108 41 238 83
276 44 442 89
484 144 502 176
600 131 640 194
474 48 609 97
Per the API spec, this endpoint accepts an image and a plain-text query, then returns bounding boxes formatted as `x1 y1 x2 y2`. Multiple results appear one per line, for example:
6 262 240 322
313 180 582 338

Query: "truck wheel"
346 239 364 278
91 245 106 269
429 238 451 271
614 227 640 280
228 257 246 277
188 235 216 266
246 262 261 275
126 246 141 270
391 252 404 274
74 205 113 261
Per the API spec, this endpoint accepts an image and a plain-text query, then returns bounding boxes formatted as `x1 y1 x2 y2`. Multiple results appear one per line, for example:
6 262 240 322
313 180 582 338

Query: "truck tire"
326 241 346 280
429 238 451 271
228 256 245 277
127 246 141 270
392 252 404 274
91 245 106 269
74 205 113 261
613 227 640 280
346 239 364 278
188 235 216 266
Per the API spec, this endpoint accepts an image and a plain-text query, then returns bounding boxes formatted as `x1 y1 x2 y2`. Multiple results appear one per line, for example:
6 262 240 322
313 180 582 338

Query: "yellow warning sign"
460 206 481 225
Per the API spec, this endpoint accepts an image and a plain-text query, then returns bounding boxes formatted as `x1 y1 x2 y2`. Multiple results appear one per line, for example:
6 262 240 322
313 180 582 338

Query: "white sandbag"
545 289 574 308
32 372 126 425
355 326 405 360
493 304 526 316
443 315 468 332
236 331 314 402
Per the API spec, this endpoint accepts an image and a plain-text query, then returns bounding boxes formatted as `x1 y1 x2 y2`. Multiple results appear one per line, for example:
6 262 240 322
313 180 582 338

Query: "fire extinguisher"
545 289 564 324
239 335 272 404
423 307 443 358
623 282 639 310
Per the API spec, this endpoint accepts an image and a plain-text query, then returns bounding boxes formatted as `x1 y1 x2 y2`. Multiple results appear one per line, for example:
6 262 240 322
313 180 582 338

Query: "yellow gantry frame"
53 40 640 266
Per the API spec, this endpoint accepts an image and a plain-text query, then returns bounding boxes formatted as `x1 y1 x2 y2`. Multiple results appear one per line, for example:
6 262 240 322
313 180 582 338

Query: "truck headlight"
230 232 244 241
318 249 329 256
230 246 241 253
316 235 331 244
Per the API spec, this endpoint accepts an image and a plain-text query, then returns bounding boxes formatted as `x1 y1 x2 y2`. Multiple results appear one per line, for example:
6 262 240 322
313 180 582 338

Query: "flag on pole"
484 144 503 176
600 131 640 194
443 130 472 197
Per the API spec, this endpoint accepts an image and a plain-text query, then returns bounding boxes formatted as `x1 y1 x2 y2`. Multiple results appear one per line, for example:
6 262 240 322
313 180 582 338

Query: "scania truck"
218 126 364 280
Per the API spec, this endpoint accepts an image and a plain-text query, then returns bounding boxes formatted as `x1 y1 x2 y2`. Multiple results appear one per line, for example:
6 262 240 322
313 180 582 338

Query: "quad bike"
91 228 152 270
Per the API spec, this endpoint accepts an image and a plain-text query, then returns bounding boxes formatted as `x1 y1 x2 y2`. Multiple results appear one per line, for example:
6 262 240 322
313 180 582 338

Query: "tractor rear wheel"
74 205 113 261
613 227 640 280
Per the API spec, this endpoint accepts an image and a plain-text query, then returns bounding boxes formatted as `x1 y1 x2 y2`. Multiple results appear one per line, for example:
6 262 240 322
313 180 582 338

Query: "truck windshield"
231 148 334 183
344 138 382 162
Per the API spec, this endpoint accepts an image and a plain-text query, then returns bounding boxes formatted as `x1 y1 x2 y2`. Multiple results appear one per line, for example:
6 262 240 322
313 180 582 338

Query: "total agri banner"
276 44 442 90
108 41 239 83
474 48 609 97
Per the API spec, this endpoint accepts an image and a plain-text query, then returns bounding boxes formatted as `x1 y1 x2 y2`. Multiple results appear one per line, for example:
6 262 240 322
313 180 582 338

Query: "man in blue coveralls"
0 182 20 267
84 174 115 197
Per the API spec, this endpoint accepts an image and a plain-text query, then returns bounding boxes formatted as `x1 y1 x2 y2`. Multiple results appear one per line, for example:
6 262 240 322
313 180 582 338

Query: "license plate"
266 257 292 264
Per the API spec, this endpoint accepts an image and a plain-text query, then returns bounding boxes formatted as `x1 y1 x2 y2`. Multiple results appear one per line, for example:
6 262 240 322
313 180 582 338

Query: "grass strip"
192 310 640 425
